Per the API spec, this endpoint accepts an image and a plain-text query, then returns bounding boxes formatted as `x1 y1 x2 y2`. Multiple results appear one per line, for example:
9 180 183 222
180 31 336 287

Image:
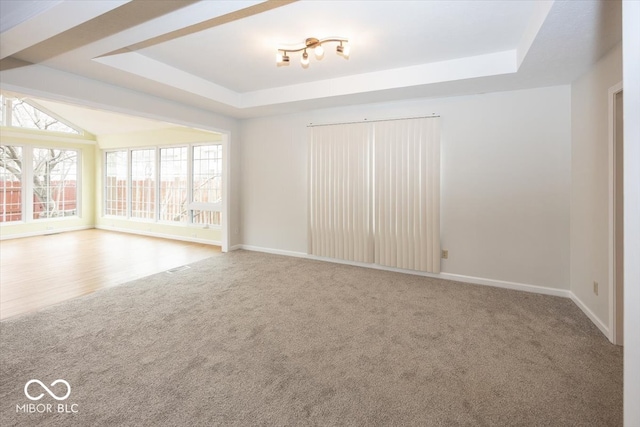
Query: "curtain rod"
307 114 440 128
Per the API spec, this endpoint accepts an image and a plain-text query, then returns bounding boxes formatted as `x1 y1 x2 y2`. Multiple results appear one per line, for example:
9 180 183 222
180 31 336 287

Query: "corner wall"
570 43 622 331
239 85 571 291
622 1 640 423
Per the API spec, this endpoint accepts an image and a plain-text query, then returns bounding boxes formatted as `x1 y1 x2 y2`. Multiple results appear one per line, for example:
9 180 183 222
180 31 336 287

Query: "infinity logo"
24 379 71 401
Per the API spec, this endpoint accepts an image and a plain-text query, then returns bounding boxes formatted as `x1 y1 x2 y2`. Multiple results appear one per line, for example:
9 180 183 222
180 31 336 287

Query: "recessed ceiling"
138 1 536 92
0 0 622 120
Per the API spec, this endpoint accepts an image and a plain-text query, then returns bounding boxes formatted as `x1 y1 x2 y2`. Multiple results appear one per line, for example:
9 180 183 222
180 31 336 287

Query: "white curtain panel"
308 122 374 263
309 117 440 273
373 118 441 273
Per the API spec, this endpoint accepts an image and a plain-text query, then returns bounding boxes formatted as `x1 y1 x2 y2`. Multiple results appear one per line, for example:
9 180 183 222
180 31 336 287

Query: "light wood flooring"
0 229 221 320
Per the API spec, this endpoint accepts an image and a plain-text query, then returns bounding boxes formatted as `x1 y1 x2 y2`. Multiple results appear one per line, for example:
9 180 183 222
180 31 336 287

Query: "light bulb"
276 52 283 63
314 44 324 58
342 43 350 57
301 50 309 66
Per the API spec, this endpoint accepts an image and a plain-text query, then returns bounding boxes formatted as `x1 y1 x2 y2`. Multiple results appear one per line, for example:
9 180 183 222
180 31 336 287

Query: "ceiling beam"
0 0 129 60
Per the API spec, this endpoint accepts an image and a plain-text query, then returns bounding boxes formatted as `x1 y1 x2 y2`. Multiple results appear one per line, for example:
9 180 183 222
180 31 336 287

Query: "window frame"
104 150 129 218
1 95 85 136
189 142 223 225
31 147 81 220
103 142 223 229
0 145 25 223
158 145 190 224
0 145 81 225
130 148 157 222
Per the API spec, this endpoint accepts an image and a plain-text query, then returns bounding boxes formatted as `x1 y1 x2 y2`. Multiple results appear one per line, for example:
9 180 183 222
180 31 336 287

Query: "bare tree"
0 146 76 218
10 99 79 134
33 148 76 217
1 97 79 219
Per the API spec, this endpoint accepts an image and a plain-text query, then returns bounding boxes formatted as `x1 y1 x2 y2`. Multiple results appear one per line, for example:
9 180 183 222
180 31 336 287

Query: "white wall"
240 85 572 290
570 43 622 328
623 1 640 424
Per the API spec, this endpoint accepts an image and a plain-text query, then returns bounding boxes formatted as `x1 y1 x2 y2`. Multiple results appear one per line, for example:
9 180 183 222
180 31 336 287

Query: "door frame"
608 81 623 345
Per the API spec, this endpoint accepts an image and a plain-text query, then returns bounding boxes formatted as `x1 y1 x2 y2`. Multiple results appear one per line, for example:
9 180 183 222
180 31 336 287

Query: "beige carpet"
0 251 622 426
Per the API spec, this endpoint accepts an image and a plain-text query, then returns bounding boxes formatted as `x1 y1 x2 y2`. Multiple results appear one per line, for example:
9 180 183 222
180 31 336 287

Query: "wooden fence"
105 178 221 224
0 181 77 222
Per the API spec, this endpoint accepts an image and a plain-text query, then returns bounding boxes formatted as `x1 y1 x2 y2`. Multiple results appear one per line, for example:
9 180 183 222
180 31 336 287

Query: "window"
131 149 155 220
103 143 223 226
159 147 188 223
0 146 23 222
32 148 78 219
105 151 127 216
0 145 80 222
192 144 222 226
1 95 83 135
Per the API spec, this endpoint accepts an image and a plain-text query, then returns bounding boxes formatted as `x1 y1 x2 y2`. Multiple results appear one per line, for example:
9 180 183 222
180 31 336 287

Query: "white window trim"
31 146 81 221
0 145 81 224
0 145 25 224
103 142 223 227
104 149 128 219
1 95 86 136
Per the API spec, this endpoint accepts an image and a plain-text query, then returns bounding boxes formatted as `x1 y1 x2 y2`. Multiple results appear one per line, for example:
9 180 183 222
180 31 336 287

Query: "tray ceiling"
0 0 622 119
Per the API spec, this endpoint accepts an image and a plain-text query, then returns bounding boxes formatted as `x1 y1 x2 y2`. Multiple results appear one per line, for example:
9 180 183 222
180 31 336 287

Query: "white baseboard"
440 273 572 298
0 225 93 240
569 293 610 338
95 225 221 246
235 244 608 336
238 244 308 258
235 244 570 296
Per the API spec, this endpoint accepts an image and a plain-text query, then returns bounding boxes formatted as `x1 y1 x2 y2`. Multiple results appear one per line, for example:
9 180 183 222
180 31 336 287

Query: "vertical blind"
374 119 441 272
309 117 441 273
308 122 374 263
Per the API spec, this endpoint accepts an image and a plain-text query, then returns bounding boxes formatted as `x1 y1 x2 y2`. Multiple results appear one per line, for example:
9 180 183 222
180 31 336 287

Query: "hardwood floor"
0 229 221 320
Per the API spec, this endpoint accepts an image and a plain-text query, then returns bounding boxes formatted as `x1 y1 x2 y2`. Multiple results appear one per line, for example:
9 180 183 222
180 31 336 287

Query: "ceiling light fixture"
276 37 349 67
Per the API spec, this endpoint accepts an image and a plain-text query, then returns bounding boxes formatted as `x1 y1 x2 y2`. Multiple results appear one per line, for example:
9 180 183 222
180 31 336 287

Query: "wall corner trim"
569 293 610 339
